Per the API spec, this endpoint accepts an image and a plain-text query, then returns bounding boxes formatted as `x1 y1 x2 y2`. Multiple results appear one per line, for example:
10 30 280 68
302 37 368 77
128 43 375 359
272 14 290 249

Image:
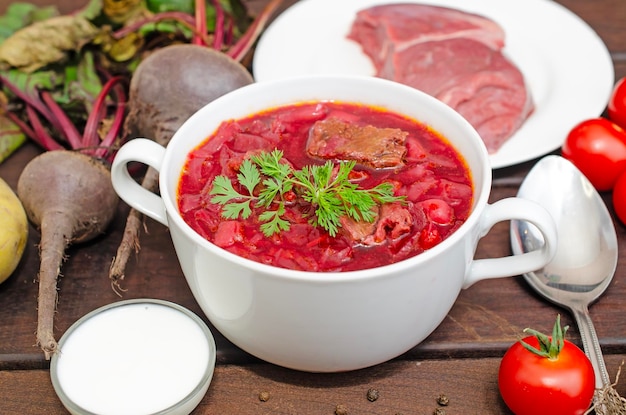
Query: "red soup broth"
177 101 473 272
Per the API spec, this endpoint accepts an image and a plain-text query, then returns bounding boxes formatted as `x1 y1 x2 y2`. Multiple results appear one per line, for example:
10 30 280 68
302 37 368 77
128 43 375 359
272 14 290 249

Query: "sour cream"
50 299 216 415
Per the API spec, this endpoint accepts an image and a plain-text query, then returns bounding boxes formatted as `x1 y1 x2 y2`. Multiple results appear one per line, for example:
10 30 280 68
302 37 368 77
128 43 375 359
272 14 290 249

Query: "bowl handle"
111 138 168 227
463 197 557 289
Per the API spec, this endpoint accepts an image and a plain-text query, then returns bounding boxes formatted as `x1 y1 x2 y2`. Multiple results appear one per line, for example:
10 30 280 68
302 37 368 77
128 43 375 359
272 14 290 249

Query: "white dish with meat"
252 0 614 169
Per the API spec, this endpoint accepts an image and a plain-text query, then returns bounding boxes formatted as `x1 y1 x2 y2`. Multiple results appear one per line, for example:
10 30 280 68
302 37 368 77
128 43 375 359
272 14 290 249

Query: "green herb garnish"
209 149 404 237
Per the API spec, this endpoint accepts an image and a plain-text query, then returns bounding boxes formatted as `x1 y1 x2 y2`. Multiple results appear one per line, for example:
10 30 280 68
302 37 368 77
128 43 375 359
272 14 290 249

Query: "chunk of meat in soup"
307 117 408 168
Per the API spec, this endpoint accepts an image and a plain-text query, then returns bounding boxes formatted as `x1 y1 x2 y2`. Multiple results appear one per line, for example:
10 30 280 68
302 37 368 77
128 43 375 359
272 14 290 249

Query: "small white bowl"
50 299 216 415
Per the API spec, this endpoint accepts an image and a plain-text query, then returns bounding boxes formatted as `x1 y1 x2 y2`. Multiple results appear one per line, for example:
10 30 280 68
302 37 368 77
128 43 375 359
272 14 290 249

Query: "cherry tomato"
613 169 626 224
562 117 626 191
498 317 595 415
421 199 454 225
418 223 441 249
609 77 626 129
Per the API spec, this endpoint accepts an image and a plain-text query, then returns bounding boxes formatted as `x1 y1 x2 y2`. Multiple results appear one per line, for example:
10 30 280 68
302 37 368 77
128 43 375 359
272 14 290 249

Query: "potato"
0 177 28 283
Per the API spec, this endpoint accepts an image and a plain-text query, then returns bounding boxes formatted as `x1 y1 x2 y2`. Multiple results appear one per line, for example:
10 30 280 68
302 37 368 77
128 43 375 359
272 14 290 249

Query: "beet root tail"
109 207 143 294
109 166 158 293
36 211 73 359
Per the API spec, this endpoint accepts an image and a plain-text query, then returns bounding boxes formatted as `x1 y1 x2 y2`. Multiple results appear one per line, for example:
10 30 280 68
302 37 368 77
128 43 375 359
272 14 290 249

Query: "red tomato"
613 169 626 224
609 77 626 129
498 331 595 415
418 223 441 249
562 117 626 191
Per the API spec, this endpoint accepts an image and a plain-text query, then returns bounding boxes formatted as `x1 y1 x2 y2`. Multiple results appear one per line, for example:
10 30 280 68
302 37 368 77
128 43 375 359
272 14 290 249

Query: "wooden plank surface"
0 0 625 413
3 355 626 414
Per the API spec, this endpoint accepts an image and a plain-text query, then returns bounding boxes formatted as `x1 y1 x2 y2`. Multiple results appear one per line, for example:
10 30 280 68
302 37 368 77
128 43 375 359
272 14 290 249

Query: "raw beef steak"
348 3 533 153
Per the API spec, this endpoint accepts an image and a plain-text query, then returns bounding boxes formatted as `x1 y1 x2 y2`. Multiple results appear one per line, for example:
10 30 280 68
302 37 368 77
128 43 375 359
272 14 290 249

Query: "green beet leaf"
0 15 100 73
0 3 59 43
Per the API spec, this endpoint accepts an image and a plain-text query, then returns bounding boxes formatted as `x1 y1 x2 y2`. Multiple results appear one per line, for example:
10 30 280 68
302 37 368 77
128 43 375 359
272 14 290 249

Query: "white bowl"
50 299 216 414
111 75 557 372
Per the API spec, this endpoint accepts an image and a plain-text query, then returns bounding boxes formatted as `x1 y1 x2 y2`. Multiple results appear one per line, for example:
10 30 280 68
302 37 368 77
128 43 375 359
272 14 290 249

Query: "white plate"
253 0 614 169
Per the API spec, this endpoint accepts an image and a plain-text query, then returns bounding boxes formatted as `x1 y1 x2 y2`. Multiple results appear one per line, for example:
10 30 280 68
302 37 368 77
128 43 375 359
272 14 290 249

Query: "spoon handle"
571 305 610 389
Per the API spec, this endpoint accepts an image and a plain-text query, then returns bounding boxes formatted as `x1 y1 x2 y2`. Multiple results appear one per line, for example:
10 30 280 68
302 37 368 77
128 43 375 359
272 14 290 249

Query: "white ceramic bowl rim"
161 75 491 283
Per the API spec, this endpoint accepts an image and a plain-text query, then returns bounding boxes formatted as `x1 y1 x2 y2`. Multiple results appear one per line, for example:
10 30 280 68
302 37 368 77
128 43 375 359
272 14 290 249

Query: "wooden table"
0 0 625 413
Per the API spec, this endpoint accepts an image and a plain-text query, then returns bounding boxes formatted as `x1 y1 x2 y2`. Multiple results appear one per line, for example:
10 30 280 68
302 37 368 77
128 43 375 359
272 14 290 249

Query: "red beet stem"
211 0 224 50
25 106 64 151
112 11 210 45
41 92 83 149
227 0 284 61
194 0 207 46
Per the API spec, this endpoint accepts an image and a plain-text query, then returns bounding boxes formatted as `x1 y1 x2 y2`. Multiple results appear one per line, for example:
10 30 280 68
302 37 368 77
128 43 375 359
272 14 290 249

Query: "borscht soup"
177 101 473 272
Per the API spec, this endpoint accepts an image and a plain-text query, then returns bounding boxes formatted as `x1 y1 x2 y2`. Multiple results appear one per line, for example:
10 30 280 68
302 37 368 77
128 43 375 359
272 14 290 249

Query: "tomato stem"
520 314 569 360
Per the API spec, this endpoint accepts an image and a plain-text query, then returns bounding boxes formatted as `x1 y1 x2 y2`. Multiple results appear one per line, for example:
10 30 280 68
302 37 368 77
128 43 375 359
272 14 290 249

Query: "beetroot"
109 44 253 291
17 150 118 358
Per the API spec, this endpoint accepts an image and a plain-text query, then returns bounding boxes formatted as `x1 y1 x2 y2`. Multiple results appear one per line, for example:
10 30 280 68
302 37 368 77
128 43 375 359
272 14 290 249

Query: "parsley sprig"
209 149 404 237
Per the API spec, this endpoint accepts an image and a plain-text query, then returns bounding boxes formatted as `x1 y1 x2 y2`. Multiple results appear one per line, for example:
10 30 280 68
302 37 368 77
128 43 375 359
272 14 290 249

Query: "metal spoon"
510 155 618 391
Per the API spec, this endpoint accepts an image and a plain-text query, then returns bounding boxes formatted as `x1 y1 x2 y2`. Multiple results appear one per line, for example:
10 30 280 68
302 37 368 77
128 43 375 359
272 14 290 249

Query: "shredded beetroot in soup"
177 102 473 272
